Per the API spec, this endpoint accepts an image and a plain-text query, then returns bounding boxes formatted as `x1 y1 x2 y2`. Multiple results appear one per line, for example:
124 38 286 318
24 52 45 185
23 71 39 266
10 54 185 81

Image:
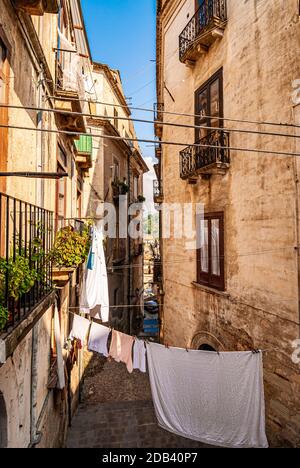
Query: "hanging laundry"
57 29 81 93
69 314 90 344
80 225 110 323
133 339 147 373
146 343 269 449
109 330 134 374
88 322 110 357
54 303 65 390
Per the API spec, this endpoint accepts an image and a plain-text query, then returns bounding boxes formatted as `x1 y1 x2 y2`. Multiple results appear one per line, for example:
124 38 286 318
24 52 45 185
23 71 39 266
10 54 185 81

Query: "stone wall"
158 0 300 447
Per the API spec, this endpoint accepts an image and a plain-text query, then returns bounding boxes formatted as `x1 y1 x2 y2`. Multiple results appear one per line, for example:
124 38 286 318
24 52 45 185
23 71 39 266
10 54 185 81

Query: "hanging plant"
50 225 91 269
137 195 146 203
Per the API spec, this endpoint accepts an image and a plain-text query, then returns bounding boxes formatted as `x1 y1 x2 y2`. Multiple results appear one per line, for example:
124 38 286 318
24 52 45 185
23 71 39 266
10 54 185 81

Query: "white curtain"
200 220 209 273
211 219 220 276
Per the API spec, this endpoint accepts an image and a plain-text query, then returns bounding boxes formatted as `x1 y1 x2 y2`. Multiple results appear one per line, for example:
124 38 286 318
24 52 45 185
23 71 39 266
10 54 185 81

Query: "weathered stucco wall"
158 0 300 447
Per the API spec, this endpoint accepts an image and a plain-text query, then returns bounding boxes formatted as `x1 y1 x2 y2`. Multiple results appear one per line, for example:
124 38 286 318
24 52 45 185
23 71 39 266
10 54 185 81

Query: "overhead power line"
45 95 300 129
1 123 300 159
0 103 299 141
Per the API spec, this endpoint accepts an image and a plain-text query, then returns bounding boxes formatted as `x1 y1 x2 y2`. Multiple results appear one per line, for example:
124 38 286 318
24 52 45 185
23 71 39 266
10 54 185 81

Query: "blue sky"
81 0 157 162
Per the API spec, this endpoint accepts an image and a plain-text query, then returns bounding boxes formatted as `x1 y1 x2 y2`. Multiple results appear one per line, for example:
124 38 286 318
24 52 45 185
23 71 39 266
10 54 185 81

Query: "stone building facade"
83 62 148 335
156 0 300 447
0 0 147 448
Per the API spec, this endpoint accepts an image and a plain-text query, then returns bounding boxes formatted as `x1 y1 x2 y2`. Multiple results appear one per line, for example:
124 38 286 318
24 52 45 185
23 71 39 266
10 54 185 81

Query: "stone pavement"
66 354 213 448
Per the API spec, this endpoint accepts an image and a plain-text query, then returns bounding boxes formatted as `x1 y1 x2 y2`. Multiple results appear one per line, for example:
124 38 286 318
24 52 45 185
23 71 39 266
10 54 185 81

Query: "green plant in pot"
112 178 129 196
0 255 38 331
51 225 90 269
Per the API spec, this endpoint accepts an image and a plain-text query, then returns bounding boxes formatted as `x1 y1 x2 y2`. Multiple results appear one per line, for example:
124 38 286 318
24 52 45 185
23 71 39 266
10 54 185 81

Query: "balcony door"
0 37 9 194
195 69 223 142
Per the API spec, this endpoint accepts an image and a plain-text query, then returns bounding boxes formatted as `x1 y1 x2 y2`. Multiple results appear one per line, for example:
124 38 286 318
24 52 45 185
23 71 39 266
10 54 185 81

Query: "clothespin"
185 347 189 353
165 342 169 349
251 349 260 354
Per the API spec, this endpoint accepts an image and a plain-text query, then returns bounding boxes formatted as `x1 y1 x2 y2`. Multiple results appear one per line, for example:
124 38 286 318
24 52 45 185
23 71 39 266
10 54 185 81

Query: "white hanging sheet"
146 343 269 449
80 225 109 323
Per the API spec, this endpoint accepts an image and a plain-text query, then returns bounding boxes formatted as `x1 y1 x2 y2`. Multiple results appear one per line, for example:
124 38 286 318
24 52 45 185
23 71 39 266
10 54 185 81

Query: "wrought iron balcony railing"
0 193 53 333
180 129 230 179
179 0 227 63
154 103 164 122
153 180 163 204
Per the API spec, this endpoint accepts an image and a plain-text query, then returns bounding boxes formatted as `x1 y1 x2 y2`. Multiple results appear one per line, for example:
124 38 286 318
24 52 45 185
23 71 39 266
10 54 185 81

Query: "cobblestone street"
66 355 213 448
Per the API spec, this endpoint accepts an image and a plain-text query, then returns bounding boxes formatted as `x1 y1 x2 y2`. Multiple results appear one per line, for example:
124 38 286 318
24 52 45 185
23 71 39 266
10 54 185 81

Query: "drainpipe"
30 63 44 448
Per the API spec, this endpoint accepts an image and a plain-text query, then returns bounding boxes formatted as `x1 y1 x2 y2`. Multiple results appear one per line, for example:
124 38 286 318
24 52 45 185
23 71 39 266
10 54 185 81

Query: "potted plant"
137 195 146 203
51 225 90 285
0 254 40 332
112 178 129 200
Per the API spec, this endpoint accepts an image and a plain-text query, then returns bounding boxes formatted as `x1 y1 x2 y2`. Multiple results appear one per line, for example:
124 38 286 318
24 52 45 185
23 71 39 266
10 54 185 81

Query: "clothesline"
68 311 272 354
67 312 269 448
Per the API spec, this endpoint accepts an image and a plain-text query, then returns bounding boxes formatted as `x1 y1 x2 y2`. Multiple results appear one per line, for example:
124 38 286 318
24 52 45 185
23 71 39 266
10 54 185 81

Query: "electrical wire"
1 103 298 141
1 123 300 158
45 95 300 129
128 78 156 97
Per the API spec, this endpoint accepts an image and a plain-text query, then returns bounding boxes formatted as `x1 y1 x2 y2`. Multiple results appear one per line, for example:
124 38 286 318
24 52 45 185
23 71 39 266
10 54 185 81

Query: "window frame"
56 145 67 229
197 211 225 291
195 68 223 142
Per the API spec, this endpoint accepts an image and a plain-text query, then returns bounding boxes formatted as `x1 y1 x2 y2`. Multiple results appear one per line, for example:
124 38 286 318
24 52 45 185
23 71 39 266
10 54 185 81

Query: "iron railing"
179 0 227 61
154 103 164 122
153 180 163 200
0 193 53 332
180 129 230 179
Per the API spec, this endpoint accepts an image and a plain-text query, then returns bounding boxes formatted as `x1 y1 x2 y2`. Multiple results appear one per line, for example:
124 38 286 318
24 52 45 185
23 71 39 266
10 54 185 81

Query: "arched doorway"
191 331 225 352
0 392 7 448
199 344 216 352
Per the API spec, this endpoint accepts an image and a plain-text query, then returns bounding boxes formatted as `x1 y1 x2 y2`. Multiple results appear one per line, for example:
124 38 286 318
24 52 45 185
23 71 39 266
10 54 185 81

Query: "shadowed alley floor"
66 354 213 448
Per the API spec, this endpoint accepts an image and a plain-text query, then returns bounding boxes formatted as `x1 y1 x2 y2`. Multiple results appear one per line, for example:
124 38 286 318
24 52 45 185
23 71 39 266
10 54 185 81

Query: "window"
56 146 67 229
114 108 118 130
77 177 82 219
133 176 138 199
0 38 7 107
197 212 224 290
195 69 223 141
113 159 120 181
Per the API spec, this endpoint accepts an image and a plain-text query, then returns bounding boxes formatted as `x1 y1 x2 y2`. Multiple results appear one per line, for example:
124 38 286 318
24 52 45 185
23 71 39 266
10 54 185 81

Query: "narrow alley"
66 354 211 449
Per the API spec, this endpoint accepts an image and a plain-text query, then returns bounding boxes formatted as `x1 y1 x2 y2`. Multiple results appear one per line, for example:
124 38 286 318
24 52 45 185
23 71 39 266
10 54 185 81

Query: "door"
0 38 8 194
195 69 223 142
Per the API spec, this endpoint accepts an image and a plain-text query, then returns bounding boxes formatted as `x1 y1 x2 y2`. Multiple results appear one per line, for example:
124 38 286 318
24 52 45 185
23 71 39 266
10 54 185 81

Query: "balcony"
179 0 227 65
54 49 86 133
154 103 164 139
155 145 162 160
153 180 164 205
75 135 93 171
0 193 53 336
180 129 230 181
13 0 59 15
